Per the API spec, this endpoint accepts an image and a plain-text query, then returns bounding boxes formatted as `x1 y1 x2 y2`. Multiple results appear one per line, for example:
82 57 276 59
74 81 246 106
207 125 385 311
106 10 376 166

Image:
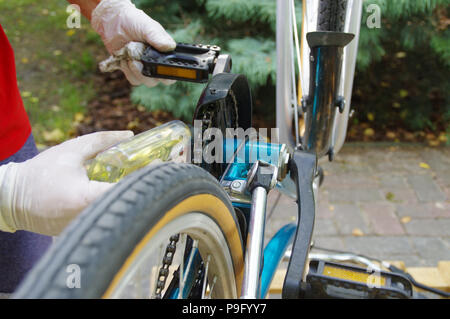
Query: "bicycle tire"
13 162 244 299
317 0 347 32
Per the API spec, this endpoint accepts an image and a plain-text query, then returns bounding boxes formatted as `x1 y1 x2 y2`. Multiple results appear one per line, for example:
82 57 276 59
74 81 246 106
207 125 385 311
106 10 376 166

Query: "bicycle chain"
154 234 179 299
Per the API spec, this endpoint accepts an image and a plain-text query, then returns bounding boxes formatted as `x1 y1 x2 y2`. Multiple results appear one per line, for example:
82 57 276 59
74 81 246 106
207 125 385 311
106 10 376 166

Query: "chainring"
193 73 252 178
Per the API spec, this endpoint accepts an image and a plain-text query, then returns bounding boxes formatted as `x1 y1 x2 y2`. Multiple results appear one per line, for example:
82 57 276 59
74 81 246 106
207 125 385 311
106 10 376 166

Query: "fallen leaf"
388 146 398 152
127 119 139 130
364 128 375 137
419 162 430 169
386 192 395 201
50 105 60 112
43 128 64 143
21 91 32 98
396 52 407 58
386 131 396 139
367 113 375 121
438 133 447 143
352 228 364 237
399 89 409 98
30 97 39 103
328 205 335 211
74 112 84 122
66 29 76 37
400 216 411 224
428 140 440 147
404 132 415 141
35 143 47 150
21 57 29 64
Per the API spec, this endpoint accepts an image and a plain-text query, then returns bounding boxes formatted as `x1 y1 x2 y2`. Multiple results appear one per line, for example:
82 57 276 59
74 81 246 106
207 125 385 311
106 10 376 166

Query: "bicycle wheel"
317 0 347 32
13 163 244 299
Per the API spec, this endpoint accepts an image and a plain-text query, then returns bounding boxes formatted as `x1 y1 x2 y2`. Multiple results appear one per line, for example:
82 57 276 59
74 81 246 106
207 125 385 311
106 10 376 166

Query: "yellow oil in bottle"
85 120 191 182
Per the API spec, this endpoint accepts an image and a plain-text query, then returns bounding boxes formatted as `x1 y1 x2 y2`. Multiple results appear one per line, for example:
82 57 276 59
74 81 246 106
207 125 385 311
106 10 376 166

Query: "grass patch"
0 1 107 145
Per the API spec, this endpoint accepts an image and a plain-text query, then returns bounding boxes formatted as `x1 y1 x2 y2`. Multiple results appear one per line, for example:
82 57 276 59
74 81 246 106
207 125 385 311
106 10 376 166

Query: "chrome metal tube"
275 0 295 148
240 186 267 299
332 0 363 154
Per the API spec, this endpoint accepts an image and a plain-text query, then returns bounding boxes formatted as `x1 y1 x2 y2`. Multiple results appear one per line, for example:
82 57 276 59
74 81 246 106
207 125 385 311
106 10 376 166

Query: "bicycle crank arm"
282 150 317 299
141 43 231 83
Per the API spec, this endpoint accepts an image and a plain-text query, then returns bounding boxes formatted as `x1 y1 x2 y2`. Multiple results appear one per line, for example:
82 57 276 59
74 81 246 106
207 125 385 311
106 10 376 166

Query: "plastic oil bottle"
85 120 191 182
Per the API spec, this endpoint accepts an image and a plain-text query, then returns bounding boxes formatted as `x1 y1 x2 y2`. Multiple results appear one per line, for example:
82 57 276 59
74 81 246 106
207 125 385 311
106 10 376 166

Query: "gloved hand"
0 130 133 236
91 0 176 87
98 41 176 87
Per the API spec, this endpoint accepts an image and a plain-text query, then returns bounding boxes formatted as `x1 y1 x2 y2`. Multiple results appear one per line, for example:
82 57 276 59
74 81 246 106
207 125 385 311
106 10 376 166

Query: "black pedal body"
141 43 220 83
305 259 414 299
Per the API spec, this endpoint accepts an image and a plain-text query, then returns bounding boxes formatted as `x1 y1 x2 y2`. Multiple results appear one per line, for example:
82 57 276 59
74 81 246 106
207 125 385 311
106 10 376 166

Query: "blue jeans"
0 134 52 293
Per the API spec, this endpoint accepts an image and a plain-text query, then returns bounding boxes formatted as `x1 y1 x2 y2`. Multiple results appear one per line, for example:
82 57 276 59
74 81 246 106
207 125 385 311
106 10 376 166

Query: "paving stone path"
266 143 450 267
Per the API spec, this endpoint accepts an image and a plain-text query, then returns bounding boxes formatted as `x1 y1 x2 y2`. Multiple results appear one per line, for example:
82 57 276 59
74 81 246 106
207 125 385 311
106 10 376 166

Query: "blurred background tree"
6 1 446 145
131 0 449 143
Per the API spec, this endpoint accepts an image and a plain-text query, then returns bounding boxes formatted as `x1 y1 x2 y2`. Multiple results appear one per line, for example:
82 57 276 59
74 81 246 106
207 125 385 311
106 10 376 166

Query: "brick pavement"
265 143 450 267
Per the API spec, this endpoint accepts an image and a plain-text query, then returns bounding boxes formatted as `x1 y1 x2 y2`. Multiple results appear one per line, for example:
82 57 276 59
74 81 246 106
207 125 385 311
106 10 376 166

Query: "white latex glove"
91 0 176 87
0 130 133 236
98 42 175 87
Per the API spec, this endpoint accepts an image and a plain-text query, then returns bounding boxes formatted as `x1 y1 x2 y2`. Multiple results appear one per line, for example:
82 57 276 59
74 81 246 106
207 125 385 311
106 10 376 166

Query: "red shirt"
0 24 32 161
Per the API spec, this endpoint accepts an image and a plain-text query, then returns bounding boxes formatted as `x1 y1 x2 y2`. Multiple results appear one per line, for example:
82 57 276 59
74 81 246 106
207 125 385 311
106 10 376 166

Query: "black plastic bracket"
141 43 220 83
282 150 317 299
247 161 278 193
336 96 345 113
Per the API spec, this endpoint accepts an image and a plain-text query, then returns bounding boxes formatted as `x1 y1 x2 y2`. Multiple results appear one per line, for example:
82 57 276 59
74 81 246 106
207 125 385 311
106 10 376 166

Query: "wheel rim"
105 213 237 299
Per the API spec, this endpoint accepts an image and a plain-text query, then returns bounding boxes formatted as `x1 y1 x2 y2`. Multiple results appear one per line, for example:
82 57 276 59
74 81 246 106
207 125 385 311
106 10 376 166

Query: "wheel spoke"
178 234 187 299
201 255 211 299
208 276 217 299
179 238 199 299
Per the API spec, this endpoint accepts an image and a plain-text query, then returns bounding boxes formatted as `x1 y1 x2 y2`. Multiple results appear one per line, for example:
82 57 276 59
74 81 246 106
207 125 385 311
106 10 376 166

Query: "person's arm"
67 0 100 21
0 131 134 236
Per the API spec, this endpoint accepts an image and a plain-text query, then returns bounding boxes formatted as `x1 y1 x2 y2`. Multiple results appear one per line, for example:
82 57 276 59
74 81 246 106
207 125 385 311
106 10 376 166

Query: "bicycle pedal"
304 259 413 299
141 43 221 83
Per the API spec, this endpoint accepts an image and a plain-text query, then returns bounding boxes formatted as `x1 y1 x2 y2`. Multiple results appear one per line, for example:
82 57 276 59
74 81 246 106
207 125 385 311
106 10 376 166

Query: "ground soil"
76 70 448 147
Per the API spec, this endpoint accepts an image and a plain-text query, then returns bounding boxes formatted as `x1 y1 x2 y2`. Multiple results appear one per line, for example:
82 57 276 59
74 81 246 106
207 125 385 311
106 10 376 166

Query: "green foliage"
132 82 205 120
131 0 300 120
132 0 449 133
358 0 449 69
354 0 449 132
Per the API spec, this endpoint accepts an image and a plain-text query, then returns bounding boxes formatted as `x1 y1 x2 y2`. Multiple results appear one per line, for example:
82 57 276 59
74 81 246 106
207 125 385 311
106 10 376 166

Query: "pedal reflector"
322 265 386 287
155 65 198 80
